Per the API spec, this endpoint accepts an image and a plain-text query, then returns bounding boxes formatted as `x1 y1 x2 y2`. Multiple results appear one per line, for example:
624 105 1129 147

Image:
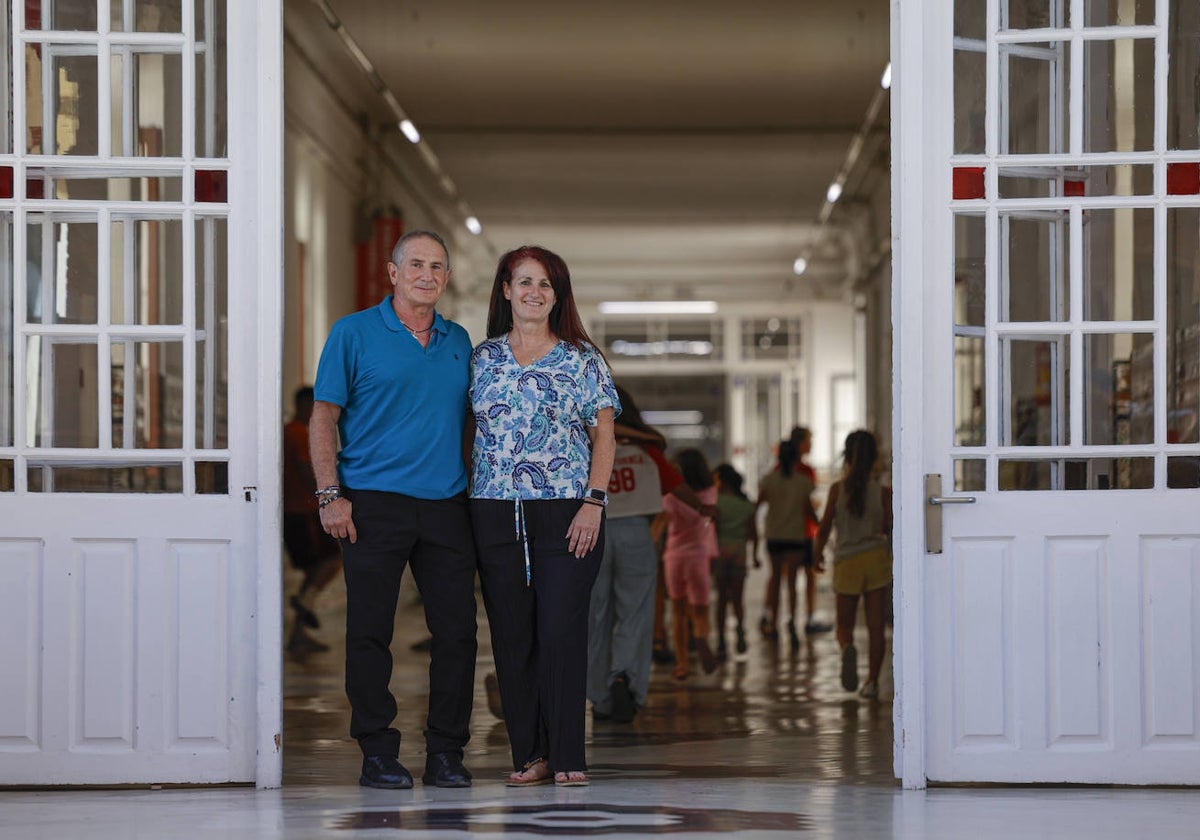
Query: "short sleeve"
313 320 354 408
578 344 621 426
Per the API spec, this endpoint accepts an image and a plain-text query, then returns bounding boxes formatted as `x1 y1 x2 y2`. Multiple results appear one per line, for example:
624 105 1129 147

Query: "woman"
814 430 892 699
587 385 713 723
712 464 758 659
469 245 618 787
661 448 720 680
757 440 821 647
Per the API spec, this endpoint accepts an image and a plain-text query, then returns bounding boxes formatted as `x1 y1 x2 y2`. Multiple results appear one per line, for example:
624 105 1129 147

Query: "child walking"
712 464 759 660
814 430 893 699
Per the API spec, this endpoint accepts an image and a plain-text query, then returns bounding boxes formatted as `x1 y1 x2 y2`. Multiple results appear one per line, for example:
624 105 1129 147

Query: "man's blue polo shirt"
313 297 472 499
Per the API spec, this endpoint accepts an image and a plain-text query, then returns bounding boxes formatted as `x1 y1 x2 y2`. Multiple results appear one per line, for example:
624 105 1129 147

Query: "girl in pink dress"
661 448 720 680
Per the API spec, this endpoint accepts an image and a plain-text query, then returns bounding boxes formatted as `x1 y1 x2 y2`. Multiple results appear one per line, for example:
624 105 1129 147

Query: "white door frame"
891 0 931 790
241 0 284 790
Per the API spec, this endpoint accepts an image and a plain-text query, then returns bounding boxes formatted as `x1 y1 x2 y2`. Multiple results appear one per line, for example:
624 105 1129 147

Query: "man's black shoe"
610 673 637 724
422 752 472 788
359 755 413 789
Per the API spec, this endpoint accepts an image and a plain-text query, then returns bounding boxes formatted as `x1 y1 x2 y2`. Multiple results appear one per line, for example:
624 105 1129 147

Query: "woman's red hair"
486 245 600 353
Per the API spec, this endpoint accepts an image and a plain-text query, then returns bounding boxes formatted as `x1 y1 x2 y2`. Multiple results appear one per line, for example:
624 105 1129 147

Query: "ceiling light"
598 301 718 315
642 410 704 425
792 257 808 276
398 119 421 144
465 216 483 235
881 62 892 90
826 181 843 203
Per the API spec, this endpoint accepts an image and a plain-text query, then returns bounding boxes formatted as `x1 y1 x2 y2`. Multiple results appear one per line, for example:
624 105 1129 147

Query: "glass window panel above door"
26 218 100 325
1002 215 1068 322
1005 44 1069 155
1083 207 1154 322
1168 7 1200 149
1083 38 1154 153
1084 332 1153 445
1167 207 1200 445
1003 337 1068 446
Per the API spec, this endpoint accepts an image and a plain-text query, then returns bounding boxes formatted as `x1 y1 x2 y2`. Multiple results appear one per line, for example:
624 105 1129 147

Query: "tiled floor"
2 566 1198 838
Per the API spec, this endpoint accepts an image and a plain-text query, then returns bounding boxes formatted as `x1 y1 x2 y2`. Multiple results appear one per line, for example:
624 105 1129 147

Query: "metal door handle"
929 495 977 505
926 475 977 554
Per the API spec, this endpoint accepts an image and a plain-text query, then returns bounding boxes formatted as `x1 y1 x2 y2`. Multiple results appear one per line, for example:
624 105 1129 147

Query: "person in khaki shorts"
814 430 892 699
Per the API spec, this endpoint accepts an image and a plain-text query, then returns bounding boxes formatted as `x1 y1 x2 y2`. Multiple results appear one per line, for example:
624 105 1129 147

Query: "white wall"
281 40 494 403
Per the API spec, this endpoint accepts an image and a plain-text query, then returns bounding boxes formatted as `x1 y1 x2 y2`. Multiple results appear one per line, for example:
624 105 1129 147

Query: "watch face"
587 488 607 502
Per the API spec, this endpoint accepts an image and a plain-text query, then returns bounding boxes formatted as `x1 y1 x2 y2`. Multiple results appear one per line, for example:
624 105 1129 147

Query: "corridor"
2 564 1198 838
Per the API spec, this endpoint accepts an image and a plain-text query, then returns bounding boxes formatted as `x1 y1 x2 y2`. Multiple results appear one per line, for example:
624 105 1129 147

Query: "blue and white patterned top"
470 336 620 500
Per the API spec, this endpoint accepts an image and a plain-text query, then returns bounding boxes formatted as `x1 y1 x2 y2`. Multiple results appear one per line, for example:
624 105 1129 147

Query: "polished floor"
3 564 1198 839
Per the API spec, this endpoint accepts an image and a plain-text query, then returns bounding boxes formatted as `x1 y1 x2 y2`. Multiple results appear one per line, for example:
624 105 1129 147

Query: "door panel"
0 0 264 785
907 0 1200 784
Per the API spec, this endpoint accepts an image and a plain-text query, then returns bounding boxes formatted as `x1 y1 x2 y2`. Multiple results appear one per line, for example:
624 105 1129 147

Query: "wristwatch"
585 487 608 507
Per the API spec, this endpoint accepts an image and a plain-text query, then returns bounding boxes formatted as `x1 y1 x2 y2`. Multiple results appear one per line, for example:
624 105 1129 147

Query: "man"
282 386 341 655
311 230 477 789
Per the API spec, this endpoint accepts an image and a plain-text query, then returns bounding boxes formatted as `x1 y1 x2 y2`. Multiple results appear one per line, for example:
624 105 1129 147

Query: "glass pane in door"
1005 1 1067 30
112 340 184 449
26 218 100 325
1006 43 1070 155
1168 8 1200 150
195 218 228 449
195 0 227 158
26 337 99 448
1002 215 1067 322
1003 338 1068 446
1084 332 1153 445
110 218 185 325
1084 0 1154 27
0 212 11 447
43 51 99 156
1167 208 1200 445
1083 38 1154 154
26 3 98 30
1083 207 1154 322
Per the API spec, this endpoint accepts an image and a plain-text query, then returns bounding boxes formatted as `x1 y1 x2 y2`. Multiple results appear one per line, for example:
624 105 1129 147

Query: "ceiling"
284 0 891 307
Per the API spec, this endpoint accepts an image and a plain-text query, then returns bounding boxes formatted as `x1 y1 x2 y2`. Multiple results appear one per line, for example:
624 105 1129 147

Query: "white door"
0 0 282 785
895 0 1200 785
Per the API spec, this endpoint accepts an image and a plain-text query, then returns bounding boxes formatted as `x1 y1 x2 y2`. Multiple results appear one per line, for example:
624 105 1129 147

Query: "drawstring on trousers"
514 499 532 587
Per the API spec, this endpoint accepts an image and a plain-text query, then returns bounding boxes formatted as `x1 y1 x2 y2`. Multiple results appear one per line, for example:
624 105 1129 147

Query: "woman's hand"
567 503 604 558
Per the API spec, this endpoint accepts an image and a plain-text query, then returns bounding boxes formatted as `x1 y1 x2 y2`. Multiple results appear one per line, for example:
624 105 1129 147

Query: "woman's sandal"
671 665 689 681
554 770 589 787
505 758 552 787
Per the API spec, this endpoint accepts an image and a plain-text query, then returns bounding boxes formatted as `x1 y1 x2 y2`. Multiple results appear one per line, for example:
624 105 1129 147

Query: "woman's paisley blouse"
469 336 620 500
